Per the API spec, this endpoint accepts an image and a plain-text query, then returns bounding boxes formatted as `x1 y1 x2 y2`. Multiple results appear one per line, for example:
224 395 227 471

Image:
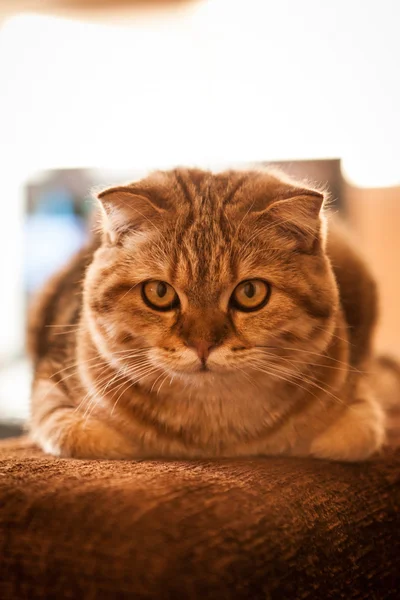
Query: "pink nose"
188 340 216 362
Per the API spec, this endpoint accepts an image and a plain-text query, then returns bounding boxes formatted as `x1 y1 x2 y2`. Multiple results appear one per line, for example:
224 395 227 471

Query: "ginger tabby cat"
28 168 399 460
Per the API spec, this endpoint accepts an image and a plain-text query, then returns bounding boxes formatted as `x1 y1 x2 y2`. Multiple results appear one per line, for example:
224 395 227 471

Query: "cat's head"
83 168 339 387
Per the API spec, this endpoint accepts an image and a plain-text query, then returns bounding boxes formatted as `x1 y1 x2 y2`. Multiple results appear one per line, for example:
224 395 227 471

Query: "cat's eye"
142 280 179 311
230 279 270 312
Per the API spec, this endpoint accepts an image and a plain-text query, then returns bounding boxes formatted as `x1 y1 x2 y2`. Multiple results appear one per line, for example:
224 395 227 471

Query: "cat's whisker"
311 323 354 347
105 364 155 401
50 348 152 380
76 371 103 419
250 359 347 408
110 381 135 417
156 372 171 397
76 358 156 417
248 362 332 409
233 365 258 388
248 363 313 396
255 345 363 372
54 355 144 392
254 349 355 373
109 366 160 417
56 359 145 405
45 324 82 328
50 330 84 337
78 370 124 417
251 354 340 391
150 369 168 394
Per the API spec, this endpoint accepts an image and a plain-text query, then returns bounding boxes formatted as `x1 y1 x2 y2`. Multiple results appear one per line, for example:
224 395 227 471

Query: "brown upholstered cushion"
0 438 399 599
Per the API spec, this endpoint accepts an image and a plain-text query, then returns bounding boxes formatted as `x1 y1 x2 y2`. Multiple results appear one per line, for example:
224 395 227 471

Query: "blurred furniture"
346 183 400 358
0 438 399 599
0 424 23 440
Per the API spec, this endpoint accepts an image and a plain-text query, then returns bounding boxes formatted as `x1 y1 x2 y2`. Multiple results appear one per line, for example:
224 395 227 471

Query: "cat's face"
84 168 339 388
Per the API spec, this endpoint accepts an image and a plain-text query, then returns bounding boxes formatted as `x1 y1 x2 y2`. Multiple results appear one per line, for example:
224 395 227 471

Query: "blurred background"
0 0 399 433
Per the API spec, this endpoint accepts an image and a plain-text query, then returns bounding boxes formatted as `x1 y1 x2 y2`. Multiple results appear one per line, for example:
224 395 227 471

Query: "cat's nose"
187 340 216 362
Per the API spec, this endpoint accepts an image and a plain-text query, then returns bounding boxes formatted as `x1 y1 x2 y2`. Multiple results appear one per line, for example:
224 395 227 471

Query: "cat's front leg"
30 381 138 459
309 394 386 461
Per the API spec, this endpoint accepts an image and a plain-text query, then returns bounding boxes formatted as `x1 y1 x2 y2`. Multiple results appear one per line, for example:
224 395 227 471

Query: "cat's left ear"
96 186 165 244
257 188 326 252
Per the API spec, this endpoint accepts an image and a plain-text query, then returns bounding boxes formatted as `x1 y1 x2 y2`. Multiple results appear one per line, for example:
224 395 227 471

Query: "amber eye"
230 279 270 312
142 281 179 311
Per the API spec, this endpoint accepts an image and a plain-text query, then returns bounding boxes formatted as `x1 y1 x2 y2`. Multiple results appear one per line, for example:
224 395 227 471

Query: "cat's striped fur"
28 168 397 460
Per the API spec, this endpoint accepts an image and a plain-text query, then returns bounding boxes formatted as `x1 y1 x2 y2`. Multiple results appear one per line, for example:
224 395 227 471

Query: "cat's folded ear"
96 186 165 244
255 187 326 253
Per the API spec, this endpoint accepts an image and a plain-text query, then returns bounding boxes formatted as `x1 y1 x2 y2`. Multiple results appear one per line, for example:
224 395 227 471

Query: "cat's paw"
31 409 138 459
310 398 386 461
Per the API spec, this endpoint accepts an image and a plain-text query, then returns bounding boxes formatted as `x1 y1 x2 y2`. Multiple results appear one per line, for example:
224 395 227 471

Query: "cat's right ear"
96 186 164 244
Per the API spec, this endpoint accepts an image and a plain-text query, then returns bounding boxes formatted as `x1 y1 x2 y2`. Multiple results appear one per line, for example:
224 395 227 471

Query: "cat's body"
28 168 398 460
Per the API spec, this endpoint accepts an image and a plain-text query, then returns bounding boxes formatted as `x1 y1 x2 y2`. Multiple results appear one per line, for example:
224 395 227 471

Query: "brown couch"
0 438 399 599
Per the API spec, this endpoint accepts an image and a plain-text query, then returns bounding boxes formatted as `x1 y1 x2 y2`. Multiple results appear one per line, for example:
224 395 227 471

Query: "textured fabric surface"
0 438 399 599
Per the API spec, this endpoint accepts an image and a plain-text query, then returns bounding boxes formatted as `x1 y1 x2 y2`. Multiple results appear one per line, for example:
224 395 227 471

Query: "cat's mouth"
165 361 230 379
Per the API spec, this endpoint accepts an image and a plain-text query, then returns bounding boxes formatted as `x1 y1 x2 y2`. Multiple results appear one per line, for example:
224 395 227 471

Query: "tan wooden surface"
346 184 400 358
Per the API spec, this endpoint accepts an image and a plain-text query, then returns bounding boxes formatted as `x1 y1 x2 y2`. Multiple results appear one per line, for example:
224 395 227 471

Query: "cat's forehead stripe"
175 221 235 288
173 168 248 214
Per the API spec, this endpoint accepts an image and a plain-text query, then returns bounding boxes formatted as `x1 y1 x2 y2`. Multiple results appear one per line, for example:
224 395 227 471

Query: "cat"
27 167 399 460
